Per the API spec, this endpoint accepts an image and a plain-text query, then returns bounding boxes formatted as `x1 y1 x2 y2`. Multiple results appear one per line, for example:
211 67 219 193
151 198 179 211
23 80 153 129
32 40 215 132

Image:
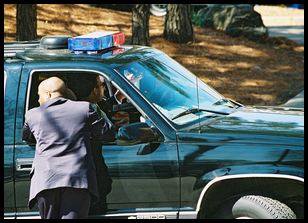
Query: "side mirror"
116 122 161 146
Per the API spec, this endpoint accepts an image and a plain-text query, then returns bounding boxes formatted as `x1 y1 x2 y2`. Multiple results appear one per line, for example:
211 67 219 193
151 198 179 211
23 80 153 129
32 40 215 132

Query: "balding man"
22 76 115 219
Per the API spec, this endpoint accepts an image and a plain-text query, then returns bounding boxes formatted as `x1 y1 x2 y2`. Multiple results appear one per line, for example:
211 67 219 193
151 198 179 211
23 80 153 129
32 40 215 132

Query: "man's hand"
112 111 130 130
114 90 126 103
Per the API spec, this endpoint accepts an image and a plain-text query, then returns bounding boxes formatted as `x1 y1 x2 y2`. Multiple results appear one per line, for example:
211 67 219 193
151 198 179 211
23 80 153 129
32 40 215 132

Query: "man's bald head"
38 77 66 105
38 76 65 93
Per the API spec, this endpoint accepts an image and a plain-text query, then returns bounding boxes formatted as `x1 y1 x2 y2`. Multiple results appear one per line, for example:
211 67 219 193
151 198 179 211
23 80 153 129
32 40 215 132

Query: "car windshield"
116 53 235 125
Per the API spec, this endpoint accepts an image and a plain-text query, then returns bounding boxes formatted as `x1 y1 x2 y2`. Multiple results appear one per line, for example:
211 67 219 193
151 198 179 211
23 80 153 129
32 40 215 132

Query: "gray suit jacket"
22 97 115 209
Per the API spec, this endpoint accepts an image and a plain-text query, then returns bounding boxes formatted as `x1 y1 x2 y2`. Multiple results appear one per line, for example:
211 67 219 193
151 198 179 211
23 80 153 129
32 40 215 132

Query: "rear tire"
232 195 297 219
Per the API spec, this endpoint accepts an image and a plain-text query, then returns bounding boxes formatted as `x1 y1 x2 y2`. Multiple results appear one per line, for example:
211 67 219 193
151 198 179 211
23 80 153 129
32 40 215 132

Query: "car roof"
4 42 162 68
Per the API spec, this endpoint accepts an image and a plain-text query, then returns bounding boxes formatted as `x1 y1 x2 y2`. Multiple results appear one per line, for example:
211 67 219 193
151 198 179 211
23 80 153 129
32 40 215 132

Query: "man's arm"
22 118 36 144
88 104 116 143
105 90 125 108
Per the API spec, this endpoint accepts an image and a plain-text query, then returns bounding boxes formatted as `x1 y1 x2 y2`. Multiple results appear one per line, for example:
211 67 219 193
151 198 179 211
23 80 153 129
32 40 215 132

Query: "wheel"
232 195 297 219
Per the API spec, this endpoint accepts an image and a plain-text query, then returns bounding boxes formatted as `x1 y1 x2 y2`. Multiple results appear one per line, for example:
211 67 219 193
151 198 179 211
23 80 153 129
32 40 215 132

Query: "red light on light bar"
113 32 125 45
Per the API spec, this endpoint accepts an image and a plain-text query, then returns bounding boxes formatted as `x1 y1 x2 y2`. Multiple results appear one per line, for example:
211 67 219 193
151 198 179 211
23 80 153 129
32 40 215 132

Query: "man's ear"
46 92 51 99
92 87 99 96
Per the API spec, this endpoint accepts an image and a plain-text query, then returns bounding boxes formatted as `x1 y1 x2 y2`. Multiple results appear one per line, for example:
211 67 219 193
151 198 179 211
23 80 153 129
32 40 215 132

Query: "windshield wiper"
213 98 234 107
213 98 243 108
172 108 230 120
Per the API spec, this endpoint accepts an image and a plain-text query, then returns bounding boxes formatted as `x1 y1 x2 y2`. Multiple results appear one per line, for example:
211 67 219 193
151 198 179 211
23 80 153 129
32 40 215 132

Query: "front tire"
232 195 297 219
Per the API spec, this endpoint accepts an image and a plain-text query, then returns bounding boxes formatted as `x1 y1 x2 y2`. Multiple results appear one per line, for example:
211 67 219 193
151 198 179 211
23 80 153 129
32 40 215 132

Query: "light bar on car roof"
68 31 125 53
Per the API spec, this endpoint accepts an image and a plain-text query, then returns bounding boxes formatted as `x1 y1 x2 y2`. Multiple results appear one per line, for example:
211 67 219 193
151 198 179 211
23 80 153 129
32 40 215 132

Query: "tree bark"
132 4 150 46
16 4 37 41
164 4 194 43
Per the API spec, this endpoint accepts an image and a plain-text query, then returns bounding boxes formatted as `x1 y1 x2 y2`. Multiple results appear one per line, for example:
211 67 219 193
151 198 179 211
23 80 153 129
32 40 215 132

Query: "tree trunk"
132 4 150 46
16 4 37 41
164 4 194 43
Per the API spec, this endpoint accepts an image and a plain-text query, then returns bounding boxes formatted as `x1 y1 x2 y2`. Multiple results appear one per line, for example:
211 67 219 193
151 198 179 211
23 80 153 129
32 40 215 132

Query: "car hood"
201 106 304 137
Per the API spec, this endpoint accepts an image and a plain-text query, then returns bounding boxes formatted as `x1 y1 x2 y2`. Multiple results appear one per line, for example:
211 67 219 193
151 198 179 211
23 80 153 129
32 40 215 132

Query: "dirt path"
4 4 304 106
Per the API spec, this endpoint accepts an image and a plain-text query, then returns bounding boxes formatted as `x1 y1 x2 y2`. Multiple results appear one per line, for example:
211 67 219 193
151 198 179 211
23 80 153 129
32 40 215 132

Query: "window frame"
25 69 114 112
4 71 7 96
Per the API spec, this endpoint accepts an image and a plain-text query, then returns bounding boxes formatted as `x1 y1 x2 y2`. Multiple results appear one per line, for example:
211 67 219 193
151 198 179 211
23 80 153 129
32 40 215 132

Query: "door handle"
16 158 33 171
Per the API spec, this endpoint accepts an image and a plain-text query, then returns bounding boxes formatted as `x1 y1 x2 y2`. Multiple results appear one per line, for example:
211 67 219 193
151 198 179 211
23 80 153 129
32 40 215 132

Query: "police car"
4 31 304 219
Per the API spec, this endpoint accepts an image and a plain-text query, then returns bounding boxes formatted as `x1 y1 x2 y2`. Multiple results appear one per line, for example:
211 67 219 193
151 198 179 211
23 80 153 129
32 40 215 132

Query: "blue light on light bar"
68 31 125 53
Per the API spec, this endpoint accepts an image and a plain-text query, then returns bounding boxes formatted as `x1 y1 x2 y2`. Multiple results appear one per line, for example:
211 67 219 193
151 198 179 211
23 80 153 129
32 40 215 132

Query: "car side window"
26 71 143 128
27 71 104 110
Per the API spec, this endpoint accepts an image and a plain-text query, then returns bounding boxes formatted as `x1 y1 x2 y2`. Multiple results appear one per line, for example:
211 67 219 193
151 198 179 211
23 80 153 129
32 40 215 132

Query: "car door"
13 64 39 218
81 76 180 218
13 63 180 219
4 64 23 219
102 140 179 218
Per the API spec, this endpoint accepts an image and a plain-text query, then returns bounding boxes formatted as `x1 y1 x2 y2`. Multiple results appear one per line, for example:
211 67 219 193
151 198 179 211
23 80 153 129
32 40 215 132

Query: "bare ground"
4 4 304 106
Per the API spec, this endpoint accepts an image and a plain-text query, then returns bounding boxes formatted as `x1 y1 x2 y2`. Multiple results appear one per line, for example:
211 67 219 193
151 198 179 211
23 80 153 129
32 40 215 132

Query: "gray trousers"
36 187 91 219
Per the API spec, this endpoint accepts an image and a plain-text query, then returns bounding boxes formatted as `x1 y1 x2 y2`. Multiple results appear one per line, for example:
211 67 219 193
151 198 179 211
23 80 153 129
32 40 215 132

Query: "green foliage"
191 10 203 27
